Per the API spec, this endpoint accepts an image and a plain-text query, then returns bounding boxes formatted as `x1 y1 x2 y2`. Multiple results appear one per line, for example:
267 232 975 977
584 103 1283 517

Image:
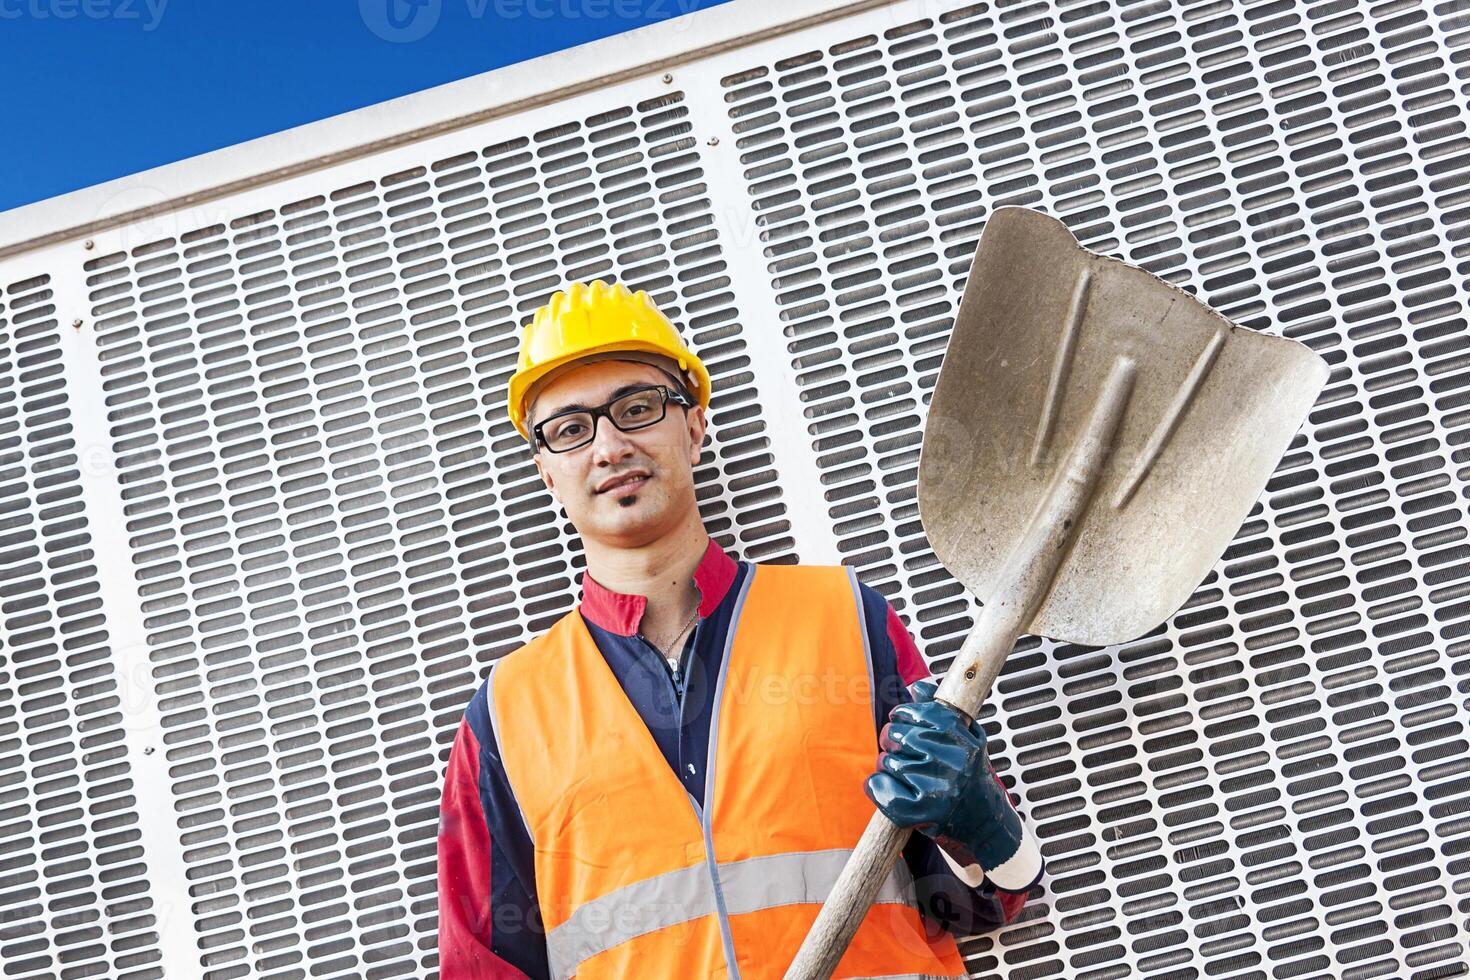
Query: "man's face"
528 360 707 549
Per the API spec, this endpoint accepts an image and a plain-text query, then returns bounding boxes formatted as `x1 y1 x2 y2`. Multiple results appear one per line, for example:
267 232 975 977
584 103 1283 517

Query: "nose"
588 415 637 468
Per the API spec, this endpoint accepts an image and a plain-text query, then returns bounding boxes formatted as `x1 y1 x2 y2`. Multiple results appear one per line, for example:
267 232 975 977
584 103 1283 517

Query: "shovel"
783 206 1330 979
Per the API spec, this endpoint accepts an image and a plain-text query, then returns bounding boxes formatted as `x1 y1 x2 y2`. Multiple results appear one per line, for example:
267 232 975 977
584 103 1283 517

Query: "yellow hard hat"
507 280 712 439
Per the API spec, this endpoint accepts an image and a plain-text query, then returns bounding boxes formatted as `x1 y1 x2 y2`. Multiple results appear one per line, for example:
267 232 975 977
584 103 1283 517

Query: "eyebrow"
539 383 656 421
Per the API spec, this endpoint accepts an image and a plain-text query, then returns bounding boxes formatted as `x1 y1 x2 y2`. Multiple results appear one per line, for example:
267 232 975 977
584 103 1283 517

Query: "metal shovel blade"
783 207 1330 980
918 207 1330 648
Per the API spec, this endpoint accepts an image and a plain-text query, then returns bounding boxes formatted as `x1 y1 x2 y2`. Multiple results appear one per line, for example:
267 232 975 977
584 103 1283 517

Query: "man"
438 280 1043 978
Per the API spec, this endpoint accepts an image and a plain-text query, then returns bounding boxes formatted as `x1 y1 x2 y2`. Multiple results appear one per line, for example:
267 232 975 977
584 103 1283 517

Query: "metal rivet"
707 137 719 146
83 239 94 250
965 667 976 679
661 72 673 84
143 746 155 756
72 319 83 329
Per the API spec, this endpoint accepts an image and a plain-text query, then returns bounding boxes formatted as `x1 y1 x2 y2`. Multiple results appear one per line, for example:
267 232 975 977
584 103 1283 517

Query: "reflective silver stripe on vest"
545 848 918 980
701 563 757 979
717 846 914 916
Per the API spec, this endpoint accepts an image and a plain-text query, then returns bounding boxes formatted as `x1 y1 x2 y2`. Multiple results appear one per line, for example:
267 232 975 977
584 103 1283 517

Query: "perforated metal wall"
0 0 1468 976
719 4 1470 977
0 274 167 978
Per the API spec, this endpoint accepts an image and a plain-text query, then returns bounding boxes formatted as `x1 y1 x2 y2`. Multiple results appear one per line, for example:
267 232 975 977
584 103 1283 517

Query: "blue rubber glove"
864 678 1026 878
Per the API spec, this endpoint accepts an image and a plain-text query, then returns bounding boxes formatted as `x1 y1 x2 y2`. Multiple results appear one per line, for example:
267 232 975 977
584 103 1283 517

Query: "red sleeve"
438 718 531 978
886 603 1031 926
884 603 931 687
998 879 1029 923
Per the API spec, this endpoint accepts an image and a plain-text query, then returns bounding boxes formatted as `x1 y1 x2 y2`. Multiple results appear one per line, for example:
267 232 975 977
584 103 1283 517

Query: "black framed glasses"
532 384 695 453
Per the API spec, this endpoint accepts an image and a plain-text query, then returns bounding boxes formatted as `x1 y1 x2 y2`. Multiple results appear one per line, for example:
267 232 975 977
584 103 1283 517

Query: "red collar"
578 538 738 637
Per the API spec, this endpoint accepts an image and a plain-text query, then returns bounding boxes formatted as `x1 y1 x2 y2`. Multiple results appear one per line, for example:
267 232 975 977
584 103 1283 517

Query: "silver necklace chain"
657 604 700 671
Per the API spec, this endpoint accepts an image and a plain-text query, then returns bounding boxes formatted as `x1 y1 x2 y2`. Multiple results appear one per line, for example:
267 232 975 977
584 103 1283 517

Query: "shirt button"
686 763 697 775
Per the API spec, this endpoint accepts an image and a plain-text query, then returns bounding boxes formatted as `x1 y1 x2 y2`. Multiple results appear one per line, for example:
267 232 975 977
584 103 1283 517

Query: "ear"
686 404 708 468
533 449 558 500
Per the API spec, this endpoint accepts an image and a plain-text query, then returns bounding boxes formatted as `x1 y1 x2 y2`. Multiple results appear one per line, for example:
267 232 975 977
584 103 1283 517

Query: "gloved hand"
864 678 1036 889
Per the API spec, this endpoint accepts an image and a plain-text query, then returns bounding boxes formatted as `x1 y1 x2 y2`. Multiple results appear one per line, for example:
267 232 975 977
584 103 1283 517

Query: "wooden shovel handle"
782 610 1002 980
785 808 914 979
784 357 1138 979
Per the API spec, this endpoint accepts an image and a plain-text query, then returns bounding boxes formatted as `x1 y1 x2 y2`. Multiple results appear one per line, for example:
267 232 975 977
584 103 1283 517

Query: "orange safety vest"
489 562 968 979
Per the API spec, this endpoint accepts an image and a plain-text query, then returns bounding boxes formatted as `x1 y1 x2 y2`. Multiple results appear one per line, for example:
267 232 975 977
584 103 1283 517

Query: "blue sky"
0 0 728 214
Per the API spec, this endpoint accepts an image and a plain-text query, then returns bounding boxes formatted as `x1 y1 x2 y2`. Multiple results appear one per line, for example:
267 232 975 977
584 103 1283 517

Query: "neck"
584 514 709 645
